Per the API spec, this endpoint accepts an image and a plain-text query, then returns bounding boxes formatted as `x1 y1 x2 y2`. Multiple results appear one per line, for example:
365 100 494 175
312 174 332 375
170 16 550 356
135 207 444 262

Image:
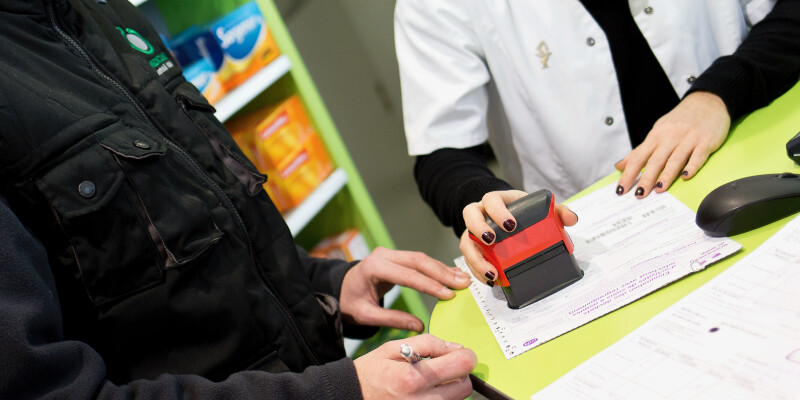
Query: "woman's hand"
615 91 731 198
458 190 578 286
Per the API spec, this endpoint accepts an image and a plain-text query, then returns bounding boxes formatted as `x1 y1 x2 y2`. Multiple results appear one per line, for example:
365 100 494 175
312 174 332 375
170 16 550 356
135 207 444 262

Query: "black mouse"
696 173 800 237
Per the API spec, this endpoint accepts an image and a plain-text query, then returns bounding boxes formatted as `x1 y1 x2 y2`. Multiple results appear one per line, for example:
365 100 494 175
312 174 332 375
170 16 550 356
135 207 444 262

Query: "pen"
400 343 421 364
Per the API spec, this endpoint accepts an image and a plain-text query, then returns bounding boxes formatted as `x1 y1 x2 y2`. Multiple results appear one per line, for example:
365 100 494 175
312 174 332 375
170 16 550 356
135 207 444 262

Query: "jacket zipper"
46 3 321 365
175 102 323 364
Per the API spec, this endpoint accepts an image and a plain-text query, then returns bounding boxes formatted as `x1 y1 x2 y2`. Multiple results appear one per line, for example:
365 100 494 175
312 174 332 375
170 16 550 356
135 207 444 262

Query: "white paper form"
457 182 741 359
534 214 800 400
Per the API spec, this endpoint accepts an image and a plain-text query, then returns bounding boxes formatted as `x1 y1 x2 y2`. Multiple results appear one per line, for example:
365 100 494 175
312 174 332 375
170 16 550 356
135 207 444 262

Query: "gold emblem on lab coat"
536 41 552 69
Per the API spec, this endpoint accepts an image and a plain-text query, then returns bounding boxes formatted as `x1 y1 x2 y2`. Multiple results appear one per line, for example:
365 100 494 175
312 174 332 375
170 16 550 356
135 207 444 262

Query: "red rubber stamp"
469 190 583 309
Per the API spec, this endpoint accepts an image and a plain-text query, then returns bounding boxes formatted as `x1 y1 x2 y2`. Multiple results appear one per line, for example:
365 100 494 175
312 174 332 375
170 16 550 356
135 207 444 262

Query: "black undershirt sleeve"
414 146 513 237
580 0 680 148
688 0 800 120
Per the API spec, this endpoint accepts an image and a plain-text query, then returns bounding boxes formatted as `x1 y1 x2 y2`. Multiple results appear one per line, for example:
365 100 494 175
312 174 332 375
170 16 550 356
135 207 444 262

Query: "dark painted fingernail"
656 181 663 189
616 185 624 195
503 219 516 231
571 210 579 223
682 170 689 176
486 280 495 287
635 187 644 197
484 271 496 280
481 231 495 244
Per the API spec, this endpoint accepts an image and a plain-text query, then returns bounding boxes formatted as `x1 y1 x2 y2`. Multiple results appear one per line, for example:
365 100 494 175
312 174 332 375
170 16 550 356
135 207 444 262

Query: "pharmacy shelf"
344 285 401 356
214 55 292 122
284 167 348 236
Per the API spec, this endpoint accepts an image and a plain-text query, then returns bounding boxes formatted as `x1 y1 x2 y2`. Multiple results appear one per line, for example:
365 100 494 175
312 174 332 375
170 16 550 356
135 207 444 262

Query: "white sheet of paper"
457 183 741 359
533 214 800 399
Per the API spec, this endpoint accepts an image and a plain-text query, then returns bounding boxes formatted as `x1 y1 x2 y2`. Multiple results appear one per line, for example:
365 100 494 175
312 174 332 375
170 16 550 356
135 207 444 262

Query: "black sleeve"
296 244 356 300
414 145 514 237
0 196 363 400
295 246 379 339
688 0 800 120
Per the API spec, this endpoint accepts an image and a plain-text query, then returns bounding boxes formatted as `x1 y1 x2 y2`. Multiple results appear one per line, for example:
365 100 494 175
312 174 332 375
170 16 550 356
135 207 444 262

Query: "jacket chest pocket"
35 127 225 305
174 81 266 196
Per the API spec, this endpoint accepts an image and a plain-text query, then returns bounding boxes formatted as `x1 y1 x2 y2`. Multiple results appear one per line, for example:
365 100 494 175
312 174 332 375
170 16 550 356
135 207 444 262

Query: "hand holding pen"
353 334 477 399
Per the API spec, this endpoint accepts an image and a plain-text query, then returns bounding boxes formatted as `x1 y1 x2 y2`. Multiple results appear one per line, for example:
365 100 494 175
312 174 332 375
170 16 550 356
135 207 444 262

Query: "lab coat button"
644 6 654 14
78 181 96 198
687 75 697 84
605 117 614 126
586 37 595 46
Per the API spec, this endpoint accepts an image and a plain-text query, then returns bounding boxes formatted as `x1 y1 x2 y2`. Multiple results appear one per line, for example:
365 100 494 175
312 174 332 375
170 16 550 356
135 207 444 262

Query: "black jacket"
0 0 365 397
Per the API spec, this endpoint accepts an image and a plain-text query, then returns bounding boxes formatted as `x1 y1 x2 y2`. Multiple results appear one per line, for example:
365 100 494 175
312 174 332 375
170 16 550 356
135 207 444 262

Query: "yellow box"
266 133 333 209
225 95 332 212
253 96 315 170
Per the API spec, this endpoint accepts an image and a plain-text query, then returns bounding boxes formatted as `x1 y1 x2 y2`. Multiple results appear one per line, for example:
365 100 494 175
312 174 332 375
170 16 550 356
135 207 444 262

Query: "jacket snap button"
78 181 96 198
586 37 596 46
605 116 614 126
133 140 151 149
687 75 697 83
644 6 654 14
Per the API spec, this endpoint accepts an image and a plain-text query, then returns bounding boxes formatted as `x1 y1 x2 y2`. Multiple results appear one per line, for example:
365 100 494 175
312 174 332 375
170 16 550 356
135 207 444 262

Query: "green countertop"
430 82 800 400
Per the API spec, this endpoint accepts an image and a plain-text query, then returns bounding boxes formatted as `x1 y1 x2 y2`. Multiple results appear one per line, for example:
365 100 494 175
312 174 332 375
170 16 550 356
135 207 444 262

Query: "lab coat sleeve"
690 0 800 119
394 0 492 156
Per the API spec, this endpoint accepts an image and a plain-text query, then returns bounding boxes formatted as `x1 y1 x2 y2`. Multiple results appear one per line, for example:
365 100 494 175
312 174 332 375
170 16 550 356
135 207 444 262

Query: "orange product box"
230 131 257 163
225 95 332 212
263 175 292 213
310 229 370 262
230 131 292 212
252 96 315 170
228 124 286 212
265 132 333 209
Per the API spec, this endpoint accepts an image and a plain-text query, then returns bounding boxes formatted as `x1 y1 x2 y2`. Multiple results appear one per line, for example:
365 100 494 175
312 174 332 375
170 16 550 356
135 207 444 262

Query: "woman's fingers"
459 230 498 286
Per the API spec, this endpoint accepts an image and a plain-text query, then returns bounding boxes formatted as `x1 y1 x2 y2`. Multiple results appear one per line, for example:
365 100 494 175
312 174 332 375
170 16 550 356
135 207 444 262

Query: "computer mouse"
788 130 800 164
696 173 800 237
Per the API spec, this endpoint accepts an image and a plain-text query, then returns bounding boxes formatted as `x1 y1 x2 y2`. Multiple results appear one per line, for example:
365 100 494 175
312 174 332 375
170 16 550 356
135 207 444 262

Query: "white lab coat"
395 0 775 202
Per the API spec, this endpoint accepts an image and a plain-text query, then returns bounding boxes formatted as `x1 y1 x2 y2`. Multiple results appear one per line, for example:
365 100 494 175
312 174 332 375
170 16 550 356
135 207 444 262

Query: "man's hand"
459 190 578 285
615 91 731 198
340 247 471 332
354 334 476 399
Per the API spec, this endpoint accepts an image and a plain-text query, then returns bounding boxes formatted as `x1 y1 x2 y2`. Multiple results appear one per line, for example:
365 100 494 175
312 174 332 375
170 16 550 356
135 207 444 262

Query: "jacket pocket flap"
174 81 216 112
100 129 167 159
36 145 125 219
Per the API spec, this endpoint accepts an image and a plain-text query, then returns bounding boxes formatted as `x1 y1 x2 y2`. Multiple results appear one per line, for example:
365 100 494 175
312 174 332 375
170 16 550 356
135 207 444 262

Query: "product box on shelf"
169 1 280 100
182 58 225 104
252 96 315 170
310 229 370 262
170 26 224 71
226 96 334 212
210 1 281 91
170 27 226 103
268 133 333 209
